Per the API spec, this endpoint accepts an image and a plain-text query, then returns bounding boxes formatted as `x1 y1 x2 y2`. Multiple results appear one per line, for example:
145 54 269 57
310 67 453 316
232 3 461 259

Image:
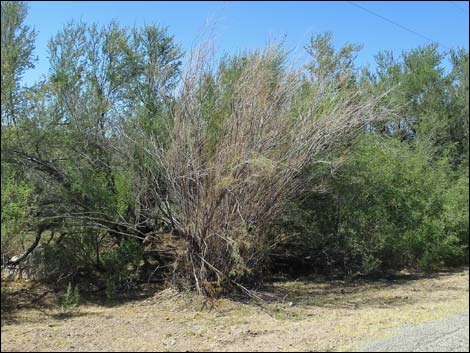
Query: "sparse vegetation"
60 282 81 313
1 268 468 351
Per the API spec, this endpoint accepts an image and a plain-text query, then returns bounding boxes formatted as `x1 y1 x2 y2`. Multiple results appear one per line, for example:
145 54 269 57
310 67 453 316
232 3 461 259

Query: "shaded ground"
1 268 469 352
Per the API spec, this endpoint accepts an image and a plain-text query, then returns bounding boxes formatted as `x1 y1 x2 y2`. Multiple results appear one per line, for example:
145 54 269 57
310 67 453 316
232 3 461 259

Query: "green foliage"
1 1 36 126
199 46 288 158
105 276 118 302
101 239 143 274
279 135 468 275
61 282 80 312
365 44 469 166
101 240 144 300
305 32 363 90
114 171 132 215
0 5 467 299
1 175 38 256
1 10 182 282
440 174 469 264
447 48 469 166
39 233 102 280
335 136 465 272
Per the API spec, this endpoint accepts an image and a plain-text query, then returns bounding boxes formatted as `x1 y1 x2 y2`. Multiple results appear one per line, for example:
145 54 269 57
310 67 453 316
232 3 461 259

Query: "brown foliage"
141 44 387 297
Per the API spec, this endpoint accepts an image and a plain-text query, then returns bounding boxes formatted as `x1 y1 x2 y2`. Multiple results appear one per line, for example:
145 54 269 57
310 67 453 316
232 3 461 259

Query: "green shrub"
105 276 118 302
61 282 80 312
276 135 469 275
335 136 468 272
101 239 144 300
1 176 38 257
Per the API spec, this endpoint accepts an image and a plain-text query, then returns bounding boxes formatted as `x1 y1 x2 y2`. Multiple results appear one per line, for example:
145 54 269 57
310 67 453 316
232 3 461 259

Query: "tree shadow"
1 266 467 324
0 277 164 326
249 266 469 313
1 280 58 316
77 281 164 308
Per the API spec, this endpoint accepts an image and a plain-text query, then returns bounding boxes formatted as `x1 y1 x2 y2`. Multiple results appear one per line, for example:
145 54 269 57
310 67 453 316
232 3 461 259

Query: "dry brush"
139 45 387 297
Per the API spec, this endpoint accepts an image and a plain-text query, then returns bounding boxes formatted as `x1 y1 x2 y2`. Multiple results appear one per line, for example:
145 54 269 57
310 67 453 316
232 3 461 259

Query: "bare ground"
1 268 468 352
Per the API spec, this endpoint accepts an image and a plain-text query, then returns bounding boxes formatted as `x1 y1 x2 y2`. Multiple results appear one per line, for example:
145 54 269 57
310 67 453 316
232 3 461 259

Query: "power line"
347 1 451 50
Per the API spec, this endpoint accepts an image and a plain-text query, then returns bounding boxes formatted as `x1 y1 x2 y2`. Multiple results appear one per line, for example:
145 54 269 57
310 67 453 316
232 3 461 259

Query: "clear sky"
22 1 469 86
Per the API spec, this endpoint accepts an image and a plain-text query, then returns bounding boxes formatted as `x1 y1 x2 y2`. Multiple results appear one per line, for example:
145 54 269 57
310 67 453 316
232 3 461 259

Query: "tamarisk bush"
142 44 388 296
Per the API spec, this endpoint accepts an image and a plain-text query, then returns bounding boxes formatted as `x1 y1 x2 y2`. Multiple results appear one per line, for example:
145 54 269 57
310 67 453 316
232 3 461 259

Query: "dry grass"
1 267 468 352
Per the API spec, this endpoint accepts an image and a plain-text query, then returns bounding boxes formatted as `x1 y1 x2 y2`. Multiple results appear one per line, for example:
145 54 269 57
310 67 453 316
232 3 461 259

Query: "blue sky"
23 1 469 85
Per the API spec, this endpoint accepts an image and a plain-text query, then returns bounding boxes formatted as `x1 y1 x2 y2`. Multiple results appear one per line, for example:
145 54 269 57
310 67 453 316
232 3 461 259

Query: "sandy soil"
1 268 468 352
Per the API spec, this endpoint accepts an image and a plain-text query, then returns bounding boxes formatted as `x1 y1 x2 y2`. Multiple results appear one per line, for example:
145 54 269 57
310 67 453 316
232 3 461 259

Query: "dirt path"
356 311 469 352
1 268 468 352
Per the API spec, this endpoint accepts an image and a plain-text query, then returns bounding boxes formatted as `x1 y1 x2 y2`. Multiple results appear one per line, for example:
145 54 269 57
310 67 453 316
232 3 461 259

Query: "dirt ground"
1 268 469 352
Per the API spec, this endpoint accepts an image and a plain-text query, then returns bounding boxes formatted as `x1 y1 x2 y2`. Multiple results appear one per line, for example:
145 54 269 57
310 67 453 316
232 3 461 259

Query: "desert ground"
1 268 468 352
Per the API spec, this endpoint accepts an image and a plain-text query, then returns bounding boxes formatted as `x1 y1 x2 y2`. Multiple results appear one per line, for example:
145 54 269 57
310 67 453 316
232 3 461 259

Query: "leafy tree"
365 44 469 165
305 32 363 91
447 48 469 166
333 136 467 272
1 1 36 126
274 35 468 276
1 17 182 280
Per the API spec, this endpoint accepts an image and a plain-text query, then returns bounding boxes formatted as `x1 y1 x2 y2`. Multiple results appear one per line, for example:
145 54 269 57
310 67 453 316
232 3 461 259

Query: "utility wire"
347 1 451 50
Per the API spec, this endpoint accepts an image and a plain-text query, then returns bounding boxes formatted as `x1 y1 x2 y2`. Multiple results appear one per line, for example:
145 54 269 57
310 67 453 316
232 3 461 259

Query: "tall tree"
1 1 36 126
